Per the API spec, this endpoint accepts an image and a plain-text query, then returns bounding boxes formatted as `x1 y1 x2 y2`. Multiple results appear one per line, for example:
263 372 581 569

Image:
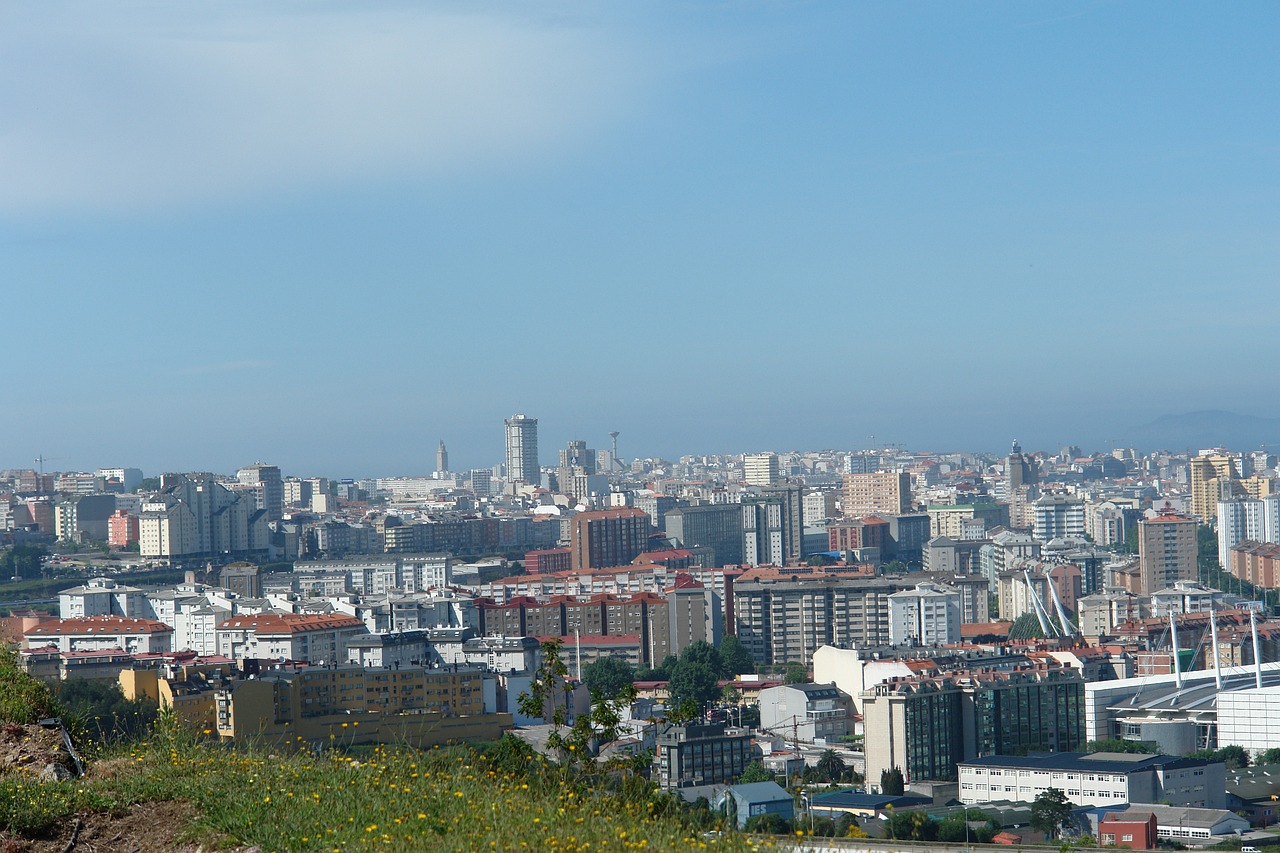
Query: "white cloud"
0 2 652 216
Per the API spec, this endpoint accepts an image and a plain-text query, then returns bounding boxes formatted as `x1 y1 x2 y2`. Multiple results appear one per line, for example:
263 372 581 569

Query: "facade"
504 413 540 486
1138 514 1197 595
862 666 1085 786
887 582 961 646
928 503 1010 539
716 782 794 829
1033 496 1086 541
733 574 911 665
235 464 284 521
743 453 781 487
25 615 174 655
569 507 650 571
1098 811 1158 849
1231 541 1280 588
1217 496 1280 567
758 682 855 743
957 752 1225 809
215 613 369 663
665 503 745 567
654 722 752 789
214 665 511 747
107 509 139 548
1190 453 1241 522
741 484 803 566
843 471 911 517
58 577 150 619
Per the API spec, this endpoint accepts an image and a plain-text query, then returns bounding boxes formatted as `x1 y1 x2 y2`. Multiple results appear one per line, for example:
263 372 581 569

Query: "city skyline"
4 3 1278 475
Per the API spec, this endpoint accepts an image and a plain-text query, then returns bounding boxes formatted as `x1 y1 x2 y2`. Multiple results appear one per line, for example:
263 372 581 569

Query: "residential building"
888 582 961 646
758 682 855 743
504 414 540 486
742 484 803 566
25 616 174 655
843 471 911 517
957 752 1226 809
58 577 151 619
569 507 650 571
1033 496 1086 541
236 463 284 521
743 453 781 487
214 664 511 747
1190 453 1241 522
1218 495 1280 567
1138 514 1198 595
108 509 139 549
928 503 1010 539
215 613 368 663
1231 541 1280 588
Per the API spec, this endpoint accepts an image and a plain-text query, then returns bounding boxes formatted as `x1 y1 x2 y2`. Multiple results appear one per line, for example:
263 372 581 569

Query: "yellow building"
119 661 235 727
1190 453 1240 522
843 471 912 517
214 664 511 748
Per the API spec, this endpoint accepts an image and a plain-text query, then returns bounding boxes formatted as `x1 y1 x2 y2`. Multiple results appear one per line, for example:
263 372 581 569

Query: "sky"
3 1 1278 477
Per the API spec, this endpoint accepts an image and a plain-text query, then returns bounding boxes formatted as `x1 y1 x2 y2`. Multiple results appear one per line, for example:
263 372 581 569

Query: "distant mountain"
1120 410 1280 452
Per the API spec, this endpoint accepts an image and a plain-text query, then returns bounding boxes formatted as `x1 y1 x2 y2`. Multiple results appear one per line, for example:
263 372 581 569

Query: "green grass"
3 728 778 851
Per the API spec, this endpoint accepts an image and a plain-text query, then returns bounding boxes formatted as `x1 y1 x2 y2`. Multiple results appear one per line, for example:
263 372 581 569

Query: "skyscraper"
504 414 540 486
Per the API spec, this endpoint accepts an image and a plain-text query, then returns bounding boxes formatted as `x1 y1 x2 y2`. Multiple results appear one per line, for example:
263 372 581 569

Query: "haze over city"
3 2 1278 475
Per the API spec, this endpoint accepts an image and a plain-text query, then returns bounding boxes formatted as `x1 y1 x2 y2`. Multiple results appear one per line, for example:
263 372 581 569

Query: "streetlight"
800 791 813 835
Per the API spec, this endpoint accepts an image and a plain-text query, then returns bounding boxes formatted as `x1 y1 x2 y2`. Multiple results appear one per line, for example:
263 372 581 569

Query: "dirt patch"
0 723 75 782
0 800 256 853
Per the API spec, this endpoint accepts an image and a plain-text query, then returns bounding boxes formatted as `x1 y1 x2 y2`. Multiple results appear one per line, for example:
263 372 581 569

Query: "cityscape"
7 426 1280 845
3 1 1278 851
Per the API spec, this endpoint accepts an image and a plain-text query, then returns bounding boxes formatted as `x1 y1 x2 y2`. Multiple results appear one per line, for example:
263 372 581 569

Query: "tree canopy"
880 766 905 796
1030 787 1072 837
717 636 755 676
582 657 635 700
666 661 719 713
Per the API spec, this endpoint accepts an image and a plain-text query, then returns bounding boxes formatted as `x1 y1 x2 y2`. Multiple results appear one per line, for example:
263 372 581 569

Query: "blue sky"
3 2 1278 477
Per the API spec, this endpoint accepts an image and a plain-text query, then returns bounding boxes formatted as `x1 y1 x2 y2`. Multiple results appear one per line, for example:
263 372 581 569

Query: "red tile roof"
25 616 173 636
217 613 365 635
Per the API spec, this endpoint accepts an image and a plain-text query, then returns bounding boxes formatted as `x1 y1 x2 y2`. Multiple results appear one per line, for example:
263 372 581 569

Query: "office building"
758 682 855 743
504 414 540 486
843 471 912 517
957 752 1225 809
664 503 744 567
862 666 1085 786
654 722 752 790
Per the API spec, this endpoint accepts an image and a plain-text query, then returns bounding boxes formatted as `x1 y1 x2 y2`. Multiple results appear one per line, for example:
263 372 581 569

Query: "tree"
1217 744 1250 770
718 635 755 676
666 661 719 713
815 749 846 783
880 766 905 796
582 657 635 700
882 560 910 575
783 662 808 684
56 678 158 746
1030 787 1073 838
0 545 48 581
743 813 791 834
738 760 773 784
1086 738 1157 755
678 641 725 678
1259 748 1280 766
517 639 634 768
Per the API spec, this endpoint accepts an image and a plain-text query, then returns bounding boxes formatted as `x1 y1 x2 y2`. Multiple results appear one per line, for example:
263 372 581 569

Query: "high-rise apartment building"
1190 452 1240 522
569 507 651 571
887 582 962 646
1137 513 1198 594
236 463 283 521
1032 495 1086 541
742 484 803 567
743 453 780 487
843 470 911 517
1218 495 1280 566
504 414 540 486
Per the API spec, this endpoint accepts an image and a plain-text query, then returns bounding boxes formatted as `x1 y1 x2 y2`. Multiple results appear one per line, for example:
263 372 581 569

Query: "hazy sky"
3 2 1278 477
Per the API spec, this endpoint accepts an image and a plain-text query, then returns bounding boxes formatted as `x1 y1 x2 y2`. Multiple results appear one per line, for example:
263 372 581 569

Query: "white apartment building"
58 577 151 619
1033 495 1087 541
1218 495 1280 567
887 582 961 646
743 453 781 487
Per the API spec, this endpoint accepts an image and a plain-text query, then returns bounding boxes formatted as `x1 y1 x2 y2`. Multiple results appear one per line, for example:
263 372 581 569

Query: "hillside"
0 652 770 852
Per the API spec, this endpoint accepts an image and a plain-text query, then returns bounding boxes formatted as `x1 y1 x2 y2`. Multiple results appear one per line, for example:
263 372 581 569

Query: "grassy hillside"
0 652 773 851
